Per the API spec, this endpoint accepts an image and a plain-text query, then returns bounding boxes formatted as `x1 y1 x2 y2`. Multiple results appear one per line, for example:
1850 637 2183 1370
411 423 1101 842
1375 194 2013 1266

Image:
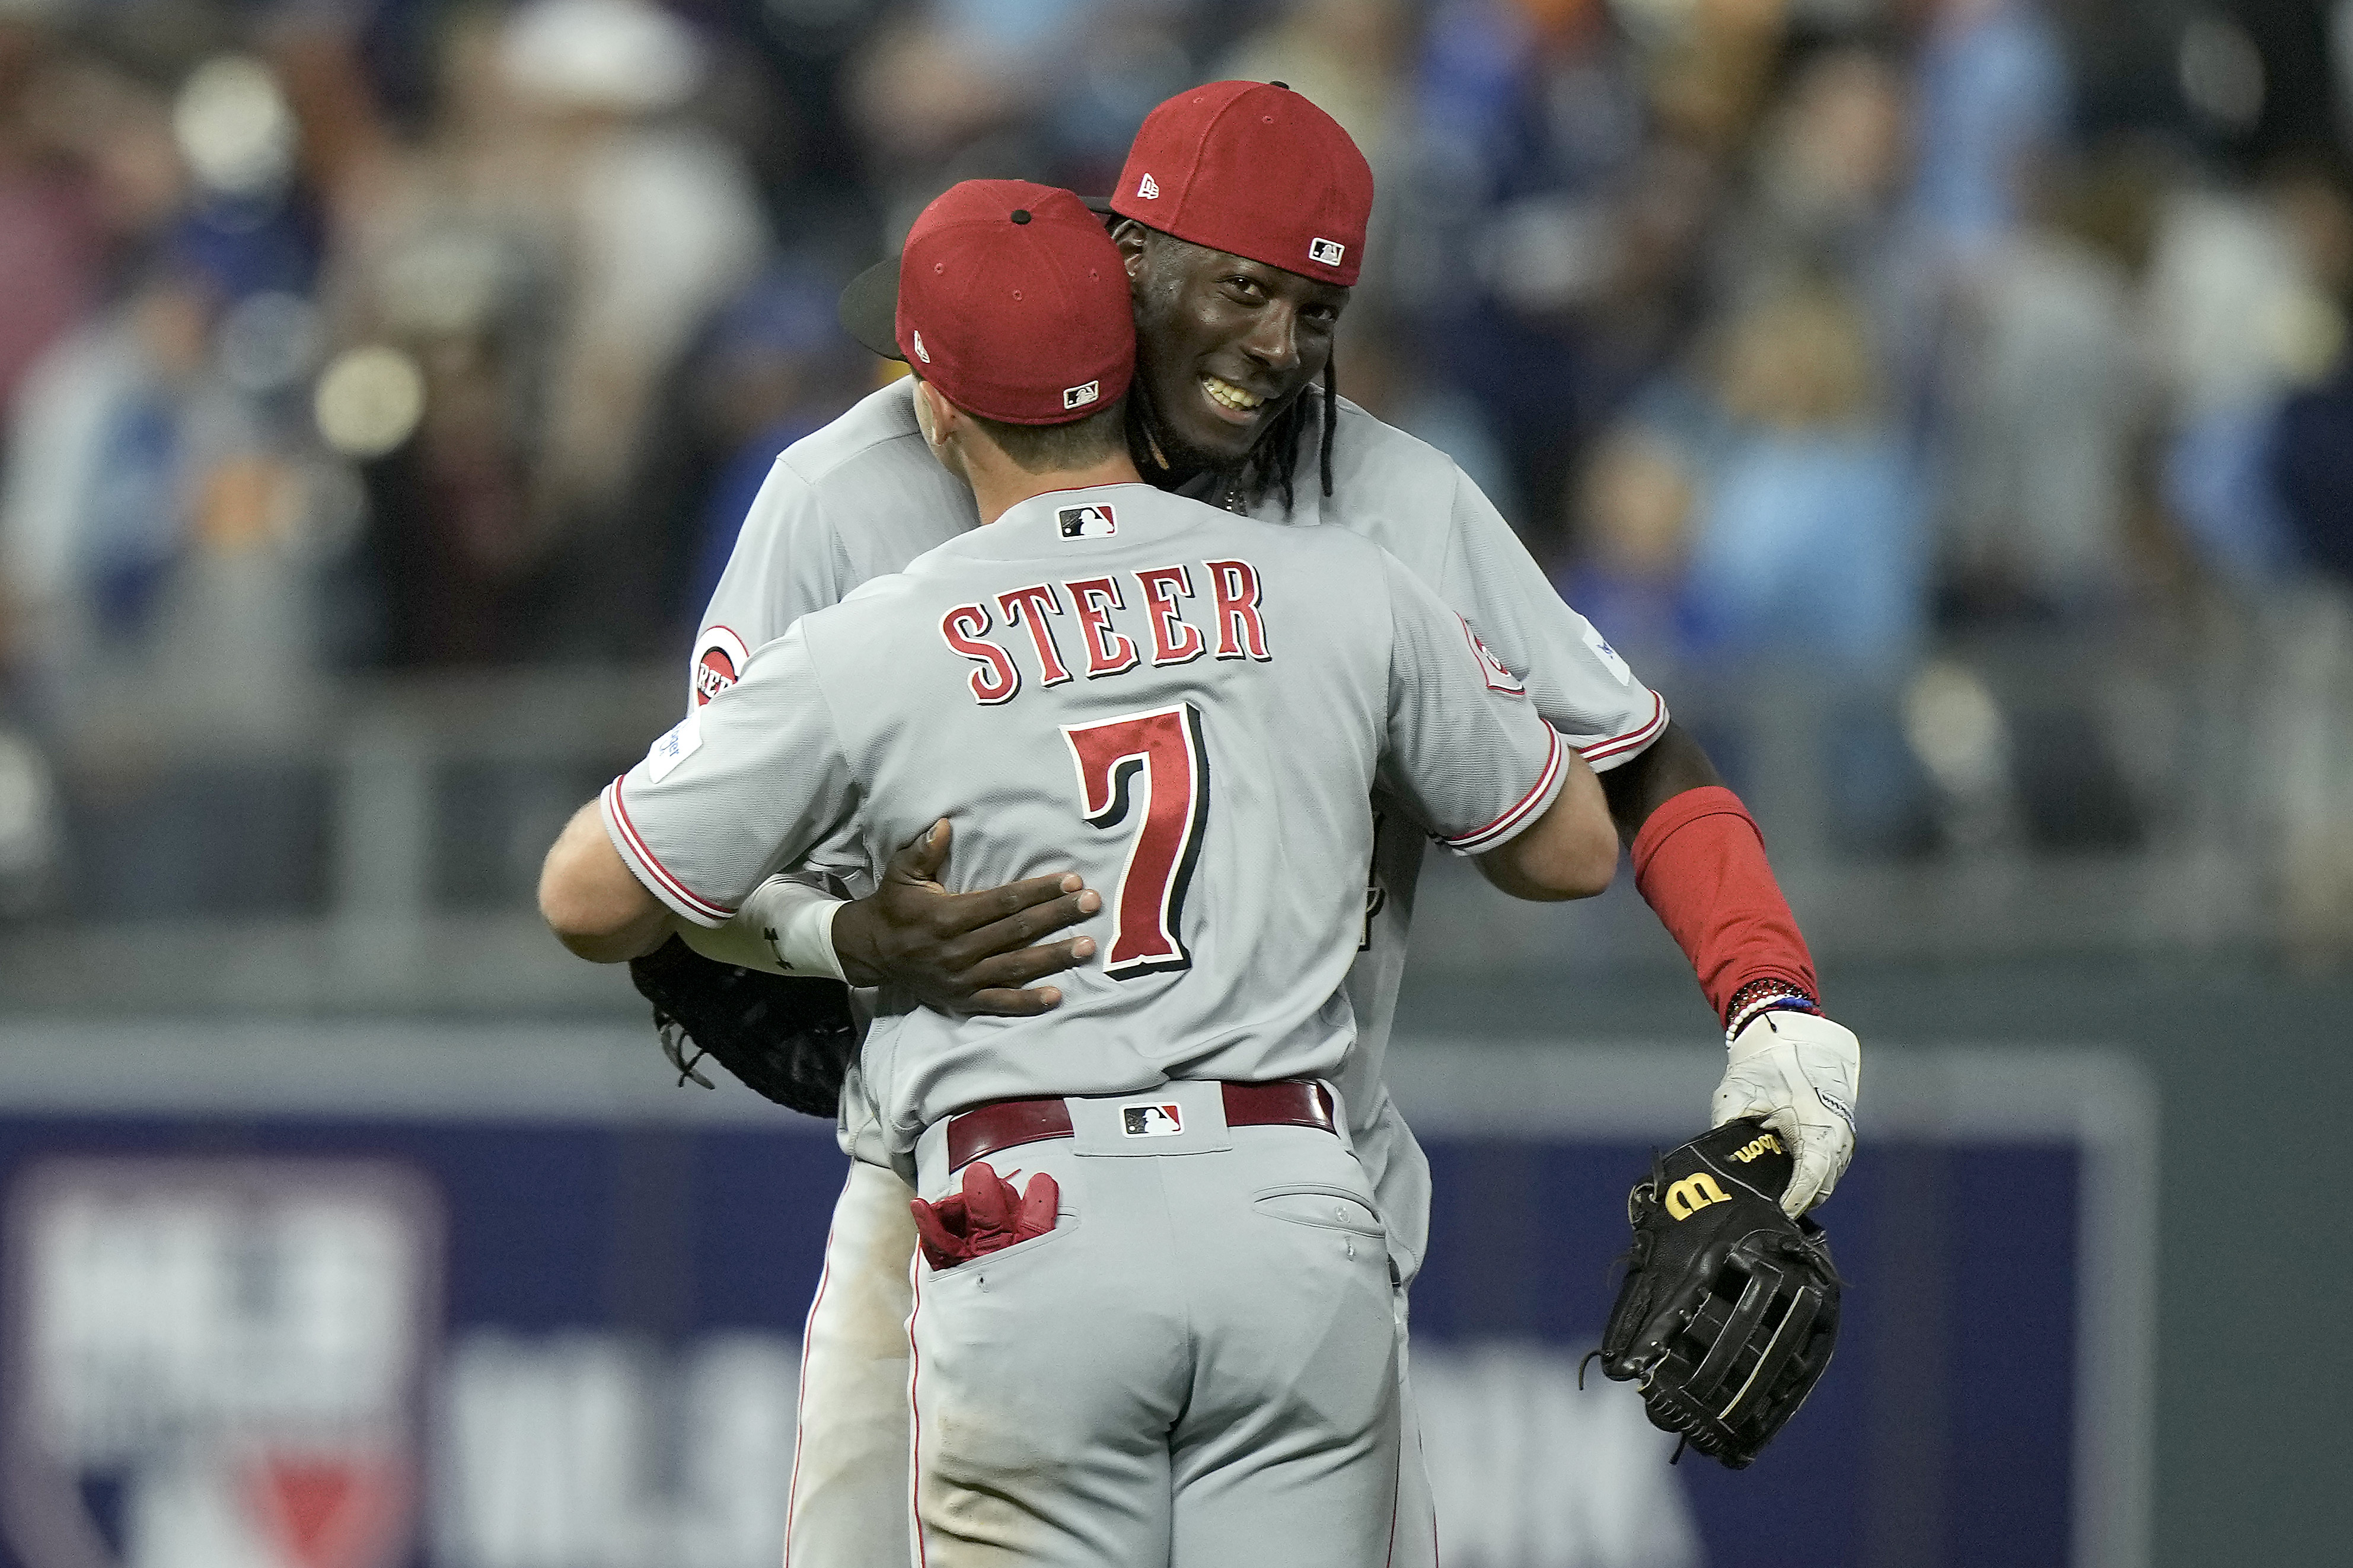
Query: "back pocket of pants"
1252 1183 1385 1237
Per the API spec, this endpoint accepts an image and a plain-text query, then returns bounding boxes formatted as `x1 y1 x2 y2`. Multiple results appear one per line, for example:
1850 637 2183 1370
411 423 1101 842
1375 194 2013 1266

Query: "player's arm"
1377 554 1618 900
541 801 671 961
541 628 859 963
1471 748 1616 900
1440 467 1857 1215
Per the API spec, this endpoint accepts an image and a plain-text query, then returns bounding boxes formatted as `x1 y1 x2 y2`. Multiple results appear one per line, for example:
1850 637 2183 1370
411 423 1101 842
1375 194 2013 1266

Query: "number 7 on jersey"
1061 703 1211 979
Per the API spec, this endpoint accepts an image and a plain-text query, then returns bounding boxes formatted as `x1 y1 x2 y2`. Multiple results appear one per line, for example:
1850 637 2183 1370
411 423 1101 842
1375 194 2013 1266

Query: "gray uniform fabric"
612 481 1567 1161
691 378 1665 1270
907 1087 1399 1568
687 379 1662 1568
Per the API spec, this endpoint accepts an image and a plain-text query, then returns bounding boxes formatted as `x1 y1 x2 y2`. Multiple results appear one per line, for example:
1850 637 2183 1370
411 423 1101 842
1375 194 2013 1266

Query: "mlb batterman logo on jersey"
1 1158 442 1568
1122 1104 1183 1136
1058 503 1117 539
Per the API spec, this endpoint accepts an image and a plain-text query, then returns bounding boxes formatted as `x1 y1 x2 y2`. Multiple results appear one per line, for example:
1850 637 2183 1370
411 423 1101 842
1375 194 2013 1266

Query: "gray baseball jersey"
690 378 1665 1263
614 482 1568 1157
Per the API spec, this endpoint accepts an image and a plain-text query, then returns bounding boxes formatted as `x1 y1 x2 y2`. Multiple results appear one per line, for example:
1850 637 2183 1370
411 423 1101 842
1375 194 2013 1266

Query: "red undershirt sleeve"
1629 784 1819 1028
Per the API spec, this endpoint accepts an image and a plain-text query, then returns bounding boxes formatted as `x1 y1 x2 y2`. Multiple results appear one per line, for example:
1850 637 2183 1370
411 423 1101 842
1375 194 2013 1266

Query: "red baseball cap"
861 180 1133 426
1109 81 1373 288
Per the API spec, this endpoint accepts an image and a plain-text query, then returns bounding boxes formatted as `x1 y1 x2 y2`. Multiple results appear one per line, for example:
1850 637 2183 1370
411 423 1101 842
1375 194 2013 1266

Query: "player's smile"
1118 223 1348 468
1200 373 1268 422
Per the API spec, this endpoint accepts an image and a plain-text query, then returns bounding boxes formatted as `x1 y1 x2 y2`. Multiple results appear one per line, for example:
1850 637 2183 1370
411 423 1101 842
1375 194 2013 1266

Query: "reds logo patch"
1121 1104 1183 1136
1458 616 1526 695
693 627 749 707
1058 503 1117 539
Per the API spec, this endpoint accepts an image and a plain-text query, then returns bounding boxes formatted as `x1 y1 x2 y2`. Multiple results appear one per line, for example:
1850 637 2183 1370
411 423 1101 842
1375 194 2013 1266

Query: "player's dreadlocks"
1126 357 1338 515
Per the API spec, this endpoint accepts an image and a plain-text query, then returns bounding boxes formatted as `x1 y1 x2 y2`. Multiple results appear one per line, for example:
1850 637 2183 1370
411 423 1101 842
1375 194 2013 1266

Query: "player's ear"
1112 220 1151 292
910 376 950 447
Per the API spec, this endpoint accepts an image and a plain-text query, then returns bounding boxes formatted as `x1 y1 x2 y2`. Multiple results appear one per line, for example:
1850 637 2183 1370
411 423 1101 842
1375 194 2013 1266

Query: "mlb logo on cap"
1058 503 1117 538
1309 237 1346 266
1122 1104 1183 1136
1064 379 1100 410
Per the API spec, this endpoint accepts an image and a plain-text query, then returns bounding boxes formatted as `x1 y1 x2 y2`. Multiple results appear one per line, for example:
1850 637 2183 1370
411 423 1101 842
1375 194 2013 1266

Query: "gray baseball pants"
907 1078 1402 1568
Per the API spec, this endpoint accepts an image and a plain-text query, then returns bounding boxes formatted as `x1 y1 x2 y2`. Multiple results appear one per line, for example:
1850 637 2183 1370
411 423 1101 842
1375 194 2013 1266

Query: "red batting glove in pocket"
911 1161 1061 1270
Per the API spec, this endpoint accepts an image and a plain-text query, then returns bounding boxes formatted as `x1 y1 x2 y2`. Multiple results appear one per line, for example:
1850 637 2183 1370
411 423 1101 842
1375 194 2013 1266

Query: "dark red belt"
945 1080 1335 1171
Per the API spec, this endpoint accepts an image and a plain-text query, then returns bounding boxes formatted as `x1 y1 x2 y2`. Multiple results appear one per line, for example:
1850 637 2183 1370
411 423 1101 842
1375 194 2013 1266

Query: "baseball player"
671 83 1860 1567
539 178 1622 1566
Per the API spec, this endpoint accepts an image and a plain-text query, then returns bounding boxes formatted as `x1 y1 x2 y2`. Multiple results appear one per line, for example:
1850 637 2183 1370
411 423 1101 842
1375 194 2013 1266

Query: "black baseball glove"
627 936 857 1117
1590 1117 1842 1468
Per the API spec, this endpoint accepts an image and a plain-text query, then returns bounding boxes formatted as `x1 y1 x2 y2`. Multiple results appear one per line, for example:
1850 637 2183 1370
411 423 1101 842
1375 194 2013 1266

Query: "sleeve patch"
1581 621 1634 686
642 711 703 784
693 626 750 707
1459 615 1526 695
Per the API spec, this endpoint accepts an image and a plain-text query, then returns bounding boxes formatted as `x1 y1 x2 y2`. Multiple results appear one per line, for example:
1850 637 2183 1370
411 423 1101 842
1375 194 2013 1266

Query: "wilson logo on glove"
1592 1118 1842 1470
1728 1132 1784 1164
1664 1173 1730 1220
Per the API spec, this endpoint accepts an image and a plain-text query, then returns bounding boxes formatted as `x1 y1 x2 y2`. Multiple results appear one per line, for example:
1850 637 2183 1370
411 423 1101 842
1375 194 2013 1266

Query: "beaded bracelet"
1724 976 1822 1045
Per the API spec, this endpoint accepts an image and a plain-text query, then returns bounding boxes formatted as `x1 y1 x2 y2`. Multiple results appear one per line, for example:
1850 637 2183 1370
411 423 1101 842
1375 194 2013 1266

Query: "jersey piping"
601 777 735 925
1582 689 1669 764
1437 726 1566 853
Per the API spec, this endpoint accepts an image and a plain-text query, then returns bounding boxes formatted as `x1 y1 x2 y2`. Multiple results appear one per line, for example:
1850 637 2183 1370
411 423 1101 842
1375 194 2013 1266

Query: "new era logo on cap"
1309 237 1346 266
911 328 931 364
1122 1104 1182 1136
1064 379 1100 410
1058 503 1117 538
1137 173 1160 199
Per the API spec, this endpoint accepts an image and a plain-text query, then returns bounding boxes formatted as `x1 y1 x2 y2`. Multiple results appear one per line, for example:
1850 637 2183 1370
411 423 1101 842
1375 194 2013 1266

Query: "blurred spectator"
1935 152 2152 616
0 27 347 727
1688 282 1929 666
1906 0 2071 265
298 0 769 664
2144 148 2350 586
1718 38 1912 304
2268 151 2353 585
628 263 872 635
844 0 1191 232
0 5 103 421
499 0 767 533
1403 0 1713 556
1570 281 1927 669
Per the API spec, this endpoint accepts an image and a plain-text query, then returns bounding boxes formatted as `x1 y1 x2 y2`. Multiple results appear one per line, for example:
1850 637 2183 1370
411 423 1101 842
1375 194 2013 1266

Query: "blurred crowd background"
1 0 2352 988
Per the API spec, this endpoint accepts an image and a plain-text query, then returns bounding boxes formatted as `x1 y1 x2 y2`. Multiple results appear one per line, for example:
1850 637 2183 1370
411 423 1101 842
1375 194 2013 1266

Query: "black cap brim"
838 196 1123 362
837 258 903 360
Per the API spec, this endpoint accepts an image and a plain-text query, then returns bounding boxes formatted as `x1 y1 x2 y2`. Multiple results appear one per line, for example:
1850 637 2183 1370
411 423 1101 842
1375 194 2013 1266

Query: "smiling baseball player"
540 178 1621 1566
667 82 1861 1568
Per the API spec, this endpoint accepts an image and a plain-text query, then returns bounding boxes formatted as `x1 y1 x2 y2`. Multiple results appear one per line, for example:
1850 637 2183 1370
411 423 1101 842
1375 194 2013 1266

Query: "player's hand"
1710 1010 1860 1218
831 819 1100 1016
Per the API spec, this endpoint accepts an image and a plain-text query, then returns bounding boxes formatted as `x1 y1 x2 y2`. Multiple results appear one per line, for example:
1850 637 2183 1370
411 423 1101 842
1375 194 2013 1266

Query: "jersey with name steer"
692 378 1662 1272
614 483 1566 1157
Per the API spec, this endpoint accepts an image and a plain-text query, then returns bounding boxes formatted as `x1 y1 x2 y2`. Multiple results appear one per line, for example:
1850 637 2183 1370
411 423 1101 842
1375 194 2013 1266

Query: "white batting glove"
1711 1010 1860 1218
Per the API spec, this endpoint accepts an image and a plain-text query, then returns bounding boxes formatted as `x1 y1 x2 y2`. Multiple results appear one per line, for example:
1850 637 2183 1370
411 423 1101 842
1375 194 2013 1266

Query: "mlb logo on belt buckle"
1121 1103 1183 1136
1058 503 1117 538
